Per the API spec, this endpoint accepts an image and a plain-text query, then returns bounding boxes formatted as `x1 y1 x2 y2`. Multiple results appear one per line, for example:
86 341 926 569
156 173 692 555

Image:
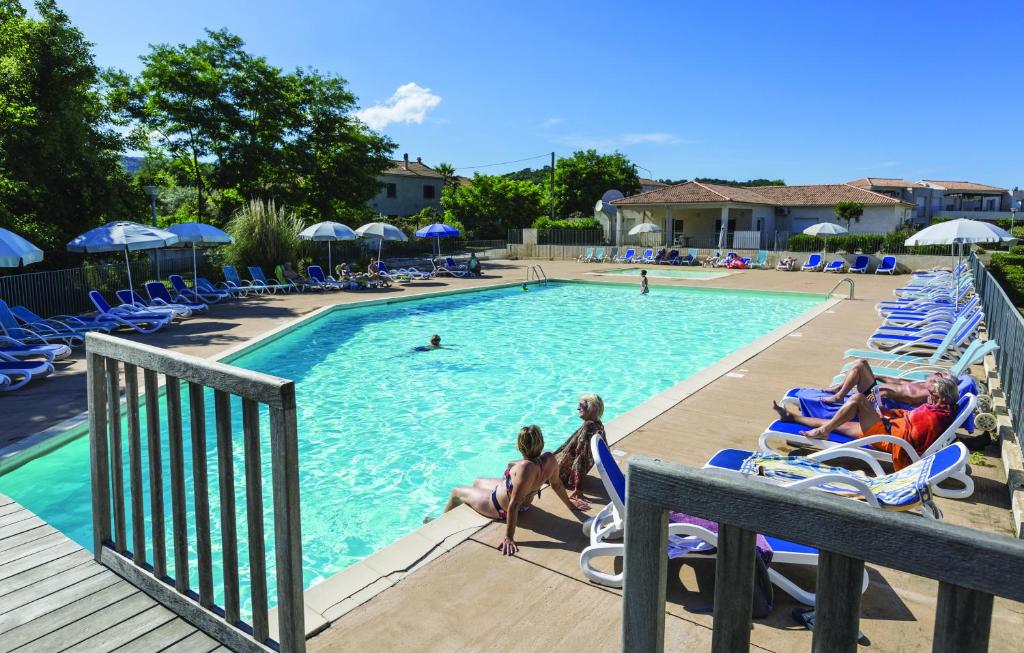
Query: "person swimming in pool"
443 425 587 555
412 334 443 352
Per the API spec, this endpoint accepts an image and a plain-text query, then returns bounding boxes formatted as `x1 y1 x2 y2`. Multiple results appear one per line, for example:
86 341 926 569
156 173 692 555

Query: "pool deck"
1 259 1020 651
0 492 224 652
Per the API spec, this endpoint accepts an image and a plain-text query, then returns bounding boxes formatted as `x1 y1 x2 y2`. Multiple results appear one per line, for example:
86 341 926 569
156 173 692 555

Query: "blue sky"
56 0 1024 187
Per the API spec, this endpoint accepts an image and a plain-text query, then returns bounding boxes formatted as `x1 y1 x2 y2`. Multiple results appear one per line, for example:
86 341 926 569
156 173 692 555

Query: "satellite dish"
601 189 624 204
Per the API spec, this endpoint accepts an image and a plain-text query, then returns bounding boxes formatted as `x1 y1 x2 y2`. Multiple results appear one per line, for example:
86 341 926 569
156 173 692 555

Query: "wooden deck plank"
0 539 81 582
0 524 58 553
0 582 138 653
63 604 178 652
0 515 45 540
0 561 107 616
0 531 69 567
0 503 24 518
0 549 92 598
0 509 35 528
12 590 156 652
0 568 121 634
112 616 199 653
158 629 221 653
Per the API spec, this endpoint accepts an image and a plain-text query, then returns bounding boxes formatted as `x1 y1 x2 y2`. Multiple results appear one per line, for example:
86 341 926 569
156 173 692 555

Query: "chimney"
417 156 422 164
403 153 409 170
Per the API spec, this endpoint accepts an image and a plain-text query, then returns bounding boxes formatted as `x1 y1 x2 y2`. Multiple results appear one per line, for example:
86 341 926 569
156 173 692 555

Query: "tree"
106 29 394 224
834 201 864 230
441 174 546 238
434 162 456 188
0 0 136 267
554 150 639 218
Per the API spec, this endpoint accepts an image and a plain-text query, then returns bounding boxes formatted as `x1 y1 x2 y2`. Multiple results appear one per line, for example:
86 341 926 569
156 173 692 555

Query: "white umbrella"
299 221 359 273
803 222 849 254
802 222 849 237
68 221 179 306
904 219 1017 309
355 221 408 263
627 222 662 235
166 222 235 288
0 228 43 268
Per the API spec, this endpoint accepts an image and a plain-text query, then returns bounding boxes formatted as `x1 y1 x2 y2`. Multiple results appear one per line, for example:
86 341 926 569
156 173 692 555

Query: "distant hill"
695 177 785 187
121 156 145 174
503 166 552 185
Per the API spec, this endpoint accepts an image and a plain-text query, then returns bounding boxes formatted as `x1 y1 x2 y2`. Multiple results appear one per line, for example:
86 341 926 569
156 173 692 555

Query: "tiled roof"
847 177 923 189
921 180 1007 193
611 181 776 206
751 184 913 207
612 181 912 207
381 160 444 179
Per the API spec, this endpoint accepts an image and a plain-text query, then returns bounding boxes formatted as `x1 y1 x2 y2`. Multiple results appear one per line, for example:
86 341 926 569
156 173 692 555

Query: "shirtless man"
822 359 951 405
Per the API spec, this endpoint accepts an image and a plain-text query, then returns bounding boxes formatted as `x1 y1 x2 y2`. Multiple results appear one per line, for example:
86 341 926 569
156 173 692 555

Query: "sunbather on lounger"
367 258 390 286
822 359 951 405
282 262 307 284
554 394 607 509
444 425 584 555
771 375 958 469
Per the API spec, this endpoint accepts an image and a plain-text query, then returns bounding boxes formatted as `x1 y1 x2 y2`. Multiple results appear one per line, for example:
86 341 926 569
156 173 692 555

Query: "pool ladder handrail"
828 277 855 300
526 265 549 284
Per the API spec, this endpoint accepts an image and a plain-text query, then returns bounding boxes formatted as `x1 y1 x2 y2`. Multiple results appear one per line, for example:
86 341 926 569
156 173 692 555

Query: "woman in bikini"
444 425 587 555
770 375 958 470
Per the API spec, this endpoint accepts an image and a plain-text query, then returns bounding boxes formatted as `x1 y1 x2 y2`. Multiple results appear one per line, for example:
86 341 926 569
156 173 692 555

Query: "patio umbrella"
166 222 235 288
355 221 408 263
803 222 849 253
904 218 1017 309
629 221 662 248
0 228 43 268
299 221 359 273
414 223 460 260
67 221 179 306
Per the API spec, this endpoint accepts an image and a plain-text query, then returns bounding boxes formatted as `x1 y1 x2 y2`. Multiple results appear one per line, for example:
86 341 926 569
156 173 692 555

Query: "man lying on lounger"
771 375 958 470
822 359 951 405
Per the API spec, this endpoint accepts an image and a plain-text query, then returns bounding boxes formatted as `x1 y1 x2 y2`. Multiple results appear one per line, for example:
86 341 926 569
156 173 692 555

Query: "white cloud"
355 82 441 130
539 117 563 128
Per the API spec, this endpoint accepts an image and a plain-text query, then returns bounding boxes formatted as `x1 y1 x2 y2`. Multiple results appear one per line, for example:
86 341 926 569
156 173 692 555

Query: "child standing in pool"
640 269 649 294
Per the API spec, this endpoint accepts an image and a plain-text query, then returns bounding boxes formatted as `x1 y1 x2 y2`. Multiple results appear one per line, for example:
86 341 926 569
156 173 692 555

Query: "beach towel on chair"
738 453 934 511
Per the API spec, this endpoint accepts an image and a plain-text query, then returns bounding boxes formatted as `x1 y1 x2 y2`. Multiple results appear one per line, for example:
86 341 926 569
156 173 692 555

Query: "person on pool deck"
771 375 958 470
367 257 390 286
822 359 952 404
467 253 482 277
640 269 649 294
412 334 442 352
554 394 607 508
444 425 586 555
282 261 307 284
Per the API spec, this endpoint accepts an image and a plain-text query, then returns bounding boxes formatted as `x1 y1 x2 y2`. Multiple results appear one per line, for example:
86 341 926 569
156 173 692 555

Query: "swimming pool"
597 267 730 280
0 281 825 617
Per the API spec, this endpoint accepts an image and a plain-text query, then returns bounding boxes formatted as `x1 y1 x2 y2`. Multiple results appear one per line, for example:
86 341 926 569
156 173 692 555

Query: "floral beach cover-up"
555 420 607 491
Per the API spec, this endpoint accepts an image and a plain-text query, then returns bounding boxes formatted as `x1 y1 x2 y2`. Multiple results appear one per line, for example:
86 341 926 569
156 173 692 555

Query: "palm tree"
435 162 456 187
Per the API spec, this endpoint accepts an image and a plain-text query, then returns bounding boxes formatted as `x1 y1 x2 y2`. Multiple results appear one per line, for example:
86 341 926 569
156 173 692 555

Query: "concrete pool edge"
280 293 845 638
0 279 842 640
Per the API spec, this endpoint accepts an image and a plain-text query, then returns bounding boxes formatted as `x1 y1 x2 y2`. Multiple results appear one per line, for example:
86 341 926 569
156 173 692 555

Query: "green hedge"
531 217 602 230
991 253 1024 307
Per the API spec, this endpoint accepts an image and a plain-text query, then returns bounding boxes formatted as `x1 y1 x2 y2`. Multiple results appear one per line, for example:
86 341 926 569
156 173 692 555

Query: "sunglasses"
577 403 587 410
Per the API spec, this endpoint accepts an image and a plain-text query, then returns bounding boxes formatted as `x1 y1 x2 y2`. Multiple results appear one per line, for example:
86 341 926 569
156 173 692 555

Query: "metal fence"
622 456 1024 653
971 254 1024 448
0 252 212 318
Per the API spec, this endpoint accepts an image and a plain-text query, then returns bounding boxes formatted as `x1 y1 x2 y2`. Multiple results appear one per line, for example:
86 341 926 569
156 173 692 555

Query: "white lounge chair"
579 436 868 605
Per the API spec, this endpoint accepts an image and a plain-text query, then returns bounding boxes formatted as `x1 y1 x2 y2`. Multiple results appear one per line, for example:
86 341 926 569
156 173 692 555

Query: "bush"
991 253 1024 307
221 199 302 272
531 217 602 230
786 234 823 252
1010 245 1024 256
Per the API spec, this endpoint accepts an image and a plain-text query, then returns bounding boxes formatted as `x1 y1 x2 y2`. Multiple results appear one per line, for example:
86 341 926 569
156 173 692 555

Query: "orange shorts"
860 419 912 470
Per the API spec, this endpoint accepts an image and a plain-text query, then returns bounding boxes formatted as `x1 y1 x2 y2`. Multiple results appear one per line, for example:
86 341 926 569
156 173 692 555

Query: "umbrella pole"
193 243 199 290
124 246 135 307
328 241 332 274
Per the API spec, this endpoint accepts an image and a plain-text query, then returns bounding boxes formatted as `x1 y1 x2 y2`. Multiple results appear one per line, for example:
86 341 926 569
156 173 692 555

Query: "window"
385 183 397 198
423 184 436 199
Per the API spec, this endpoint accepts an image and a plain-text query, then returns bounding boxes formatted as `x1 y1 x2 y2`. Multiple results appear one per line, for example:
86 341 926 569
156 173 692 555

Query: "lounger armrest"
666 522 720 546
780 474 880 508
807 447 886 476
833 434 919 462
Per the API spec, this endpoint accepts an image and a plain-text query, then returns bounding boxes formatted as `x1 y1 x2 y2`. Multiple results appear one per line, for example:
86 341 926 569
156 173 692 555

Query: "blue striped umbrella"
167 222 235 287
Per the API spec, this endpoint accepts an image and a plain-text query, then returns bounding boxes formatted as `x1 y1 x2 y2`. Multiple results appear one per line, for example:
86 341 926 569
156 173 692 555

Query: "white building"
847 177 1014 225
607 181 914 248
368 154 444 217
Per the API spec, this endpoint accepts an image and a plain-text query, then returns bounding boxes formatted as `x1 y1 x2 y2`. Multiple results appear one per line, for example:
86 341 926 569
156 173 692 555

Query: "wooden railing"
621 456 1024 653
86 332 305 652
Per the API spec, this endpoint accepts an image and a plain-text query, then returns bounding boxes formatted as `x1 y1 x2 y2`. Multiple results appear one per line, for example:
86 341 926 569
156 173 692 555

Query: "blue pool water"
0 281 823 617
598 268 730 280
